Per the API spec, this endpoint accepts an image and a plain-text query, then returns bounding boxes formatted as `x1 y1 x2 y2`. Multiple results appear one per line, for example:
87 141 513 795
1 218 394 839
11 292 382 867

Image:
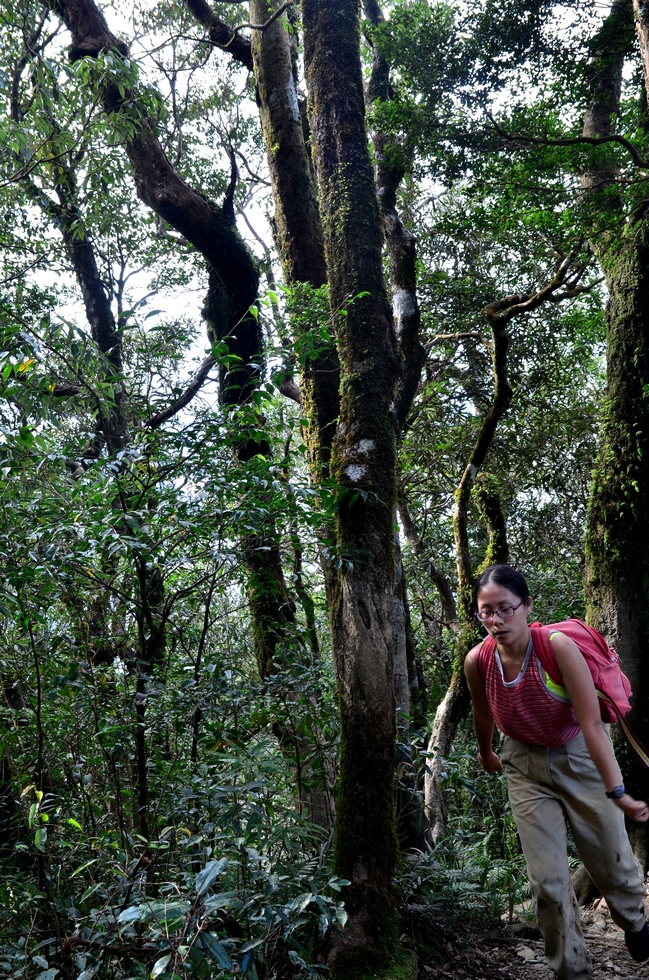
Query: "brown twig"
63 935 154 957
0 125 94 188
147 353 217 429
0 256 46 284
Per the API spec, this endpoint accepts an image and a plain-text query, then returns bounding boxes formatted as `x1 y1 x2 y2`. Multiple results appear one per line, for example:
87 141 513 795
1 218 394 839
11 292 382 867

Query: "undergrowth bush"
0 737 346 980
398 740 530 927
0 649 343 980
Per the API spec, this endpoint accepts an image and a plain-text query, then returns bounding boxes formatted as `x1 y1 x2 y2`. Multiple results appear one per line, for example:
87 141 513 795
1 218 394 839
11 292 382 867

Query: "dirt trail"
413 892 649 979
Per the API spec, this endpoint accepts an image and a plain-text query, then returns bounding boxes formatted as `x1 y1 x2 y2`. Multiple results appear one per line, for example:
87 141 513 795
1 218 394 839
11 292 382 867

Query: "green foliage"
0 0 641 971
1 746 347 980
0 228 339 979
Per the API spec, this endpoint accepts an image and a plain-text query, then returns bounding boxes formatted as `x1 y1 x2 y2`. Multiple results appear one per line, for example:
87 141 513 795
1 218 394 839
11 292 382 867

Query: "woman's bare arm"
465 646 503 773
551 632 649 822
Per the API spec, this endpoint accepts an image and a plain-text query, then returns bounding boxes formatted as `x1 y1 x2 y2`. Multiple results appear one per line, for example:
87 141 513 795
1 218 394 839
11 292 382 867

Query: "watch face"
607 786 625 799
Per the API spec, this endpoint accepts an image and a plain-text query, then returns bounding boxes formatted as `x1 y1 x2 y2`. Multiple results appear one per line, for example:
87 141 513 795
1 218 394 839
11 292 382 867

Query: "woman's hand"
478 748 503 773
615 794 649 823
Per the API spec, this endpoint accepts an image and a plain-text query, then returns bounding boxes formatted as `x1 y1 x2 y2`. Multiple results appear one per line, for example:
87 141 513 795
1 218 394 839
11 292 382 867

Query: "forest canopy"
0 0 648 978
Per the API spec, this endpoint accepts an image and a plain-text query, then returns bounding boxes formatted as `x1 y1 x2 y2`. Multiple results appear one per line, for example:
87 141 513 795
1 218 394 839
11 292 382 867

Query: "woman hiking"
464 563 649 980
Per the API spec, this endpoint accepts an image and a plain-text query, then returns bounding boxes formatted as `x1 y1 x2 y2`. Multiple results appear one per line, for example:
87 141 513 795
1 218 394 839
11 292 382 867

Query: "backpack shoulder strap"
475 635 496 682
529 622 563 687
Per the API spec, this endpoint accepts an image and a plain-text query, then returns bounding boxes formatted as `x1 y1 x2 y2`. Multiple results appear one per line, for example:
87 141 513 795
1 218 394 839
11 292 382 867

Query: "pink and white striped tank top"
484 636 580 746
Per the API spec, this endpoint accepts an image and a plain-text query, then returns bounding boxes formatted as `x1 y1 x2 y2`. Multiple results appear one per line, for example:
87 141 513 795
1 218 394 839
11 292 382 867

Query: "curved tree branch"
426 258 576 843
181 0 253 69
147 353 217 429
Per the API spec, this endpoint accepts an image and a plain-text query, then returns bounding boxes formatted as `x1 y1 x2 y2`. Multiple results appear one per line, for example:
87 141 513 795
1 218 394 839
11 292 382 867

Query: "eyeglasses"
475 600 526 622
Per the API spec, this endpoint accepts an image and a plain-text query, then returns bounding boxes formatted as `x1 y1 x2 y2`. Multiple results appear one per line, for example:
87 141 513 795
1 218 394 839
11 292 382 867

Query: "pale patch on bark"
270 79 300 124
345 464 366 481
393 287 417 332
285 76 300 122
356 439 375 453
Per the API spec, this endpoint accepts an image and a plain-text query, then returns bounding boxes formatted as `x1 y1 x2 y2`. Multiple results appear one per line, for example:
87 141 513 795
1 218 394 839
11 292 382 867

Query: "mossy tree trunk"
302 0 401 964
364 0 429 850
585 226 649 864
247 0 340 601
582 0 649 866
245 0 339 824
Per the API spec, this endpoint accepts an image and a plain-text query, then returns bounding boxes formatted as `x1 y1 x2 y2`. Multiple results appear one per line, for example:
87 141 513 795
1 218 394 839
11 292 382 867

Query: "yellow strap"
545 631 569 698
543 669 569 700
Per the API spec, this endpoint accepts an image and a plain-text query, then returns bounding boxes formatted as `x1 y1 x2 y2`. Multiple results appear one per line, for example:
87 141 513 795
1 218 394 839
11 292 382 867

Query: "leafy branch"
487 110 649 171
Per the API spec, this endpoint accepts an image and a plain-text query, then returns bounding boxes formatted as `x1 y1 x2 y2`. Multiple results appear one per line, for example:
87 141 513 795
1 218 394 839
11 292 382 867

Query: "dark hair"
474 564 530 611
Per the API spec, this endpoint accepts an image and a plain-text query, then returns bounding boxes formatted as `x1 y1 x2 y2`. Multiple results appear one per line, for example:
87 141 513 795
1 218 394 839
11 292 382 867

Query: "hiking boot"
625 921 649 962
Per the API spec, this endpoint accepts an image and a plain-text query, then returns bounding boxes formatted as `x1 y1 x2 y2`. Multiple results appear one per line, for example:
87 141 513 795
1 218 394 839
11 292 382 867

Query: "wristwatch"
605 785 626 799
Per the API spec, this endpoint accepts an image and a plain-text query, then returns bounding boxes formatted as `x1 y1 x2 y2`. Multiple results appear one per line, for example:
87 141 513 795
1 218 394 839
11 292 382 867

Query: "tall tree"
582 0 649 864
45 0 297 684
301 0 404 965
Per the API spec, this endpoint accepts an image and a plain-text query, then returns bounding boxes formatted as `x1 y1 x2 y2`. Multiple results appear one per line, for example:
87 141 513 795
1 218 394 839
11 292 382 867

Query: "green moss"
472 472 508 573
330 945 417 980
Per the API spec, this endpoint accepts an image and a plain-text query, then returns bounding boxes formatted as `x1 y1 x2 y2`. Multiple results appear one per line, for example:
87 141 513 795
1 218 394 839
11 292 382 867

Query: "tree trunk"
250 0 326 289
302 0 402 965
245 0 340 823
363 1 429 852
393 530 410 723
249 0 339 482
425 673 472 844
247 0 339 605
583 0 649 865
50 0 302 682
183 0 253 70
585 224 649 863
363 0 425 433
393 527 428 851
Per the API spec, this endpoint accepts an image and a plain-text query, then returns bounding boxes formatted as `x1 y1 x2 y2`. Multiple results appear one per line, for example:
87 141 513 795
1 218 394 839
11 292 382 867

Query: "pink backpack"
531 619 631 722
478 619 649 767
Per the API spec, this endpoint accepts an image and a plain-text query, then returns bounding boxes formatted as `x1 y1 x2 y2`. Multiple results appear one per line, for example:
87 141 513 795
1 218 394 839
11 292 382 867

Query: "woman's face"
476 581 532 648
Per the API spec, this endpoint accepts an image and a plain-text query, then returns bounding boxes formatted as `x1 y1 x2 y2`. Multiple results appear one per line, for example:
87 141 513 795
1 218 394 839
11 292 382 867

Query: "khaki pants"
501 731 646 980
